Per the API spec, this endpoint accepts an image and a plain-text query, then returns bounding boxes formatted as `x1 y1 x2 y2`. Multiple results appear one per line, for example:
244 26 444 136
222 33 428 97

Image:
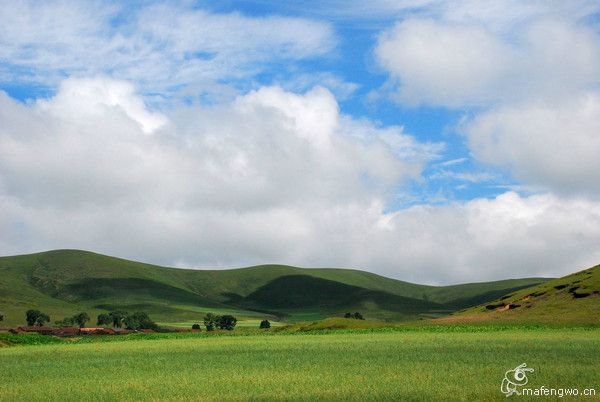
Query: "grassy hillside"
445 263 600 324
0 249 548 326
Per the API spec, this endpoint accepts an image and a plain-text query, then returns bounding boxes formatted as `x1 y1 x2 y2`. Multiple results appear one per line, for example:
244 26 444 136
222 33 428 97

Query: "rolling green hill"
445 263 600 324
0 249 549 326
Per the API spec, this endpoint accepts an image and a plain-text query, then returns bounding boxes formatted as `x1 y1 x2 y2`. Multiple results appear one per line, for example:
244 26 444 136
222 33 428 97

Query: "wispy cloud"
259 0 600 30
429 170 496 183
437 157 467 167
0 1 335 98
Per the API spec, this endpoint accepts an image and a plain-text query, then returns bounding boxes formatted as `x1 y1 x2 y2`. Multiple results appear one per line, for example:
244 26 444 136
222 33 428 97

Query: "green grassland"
0 249 548 326
1 326 599 401
451 263 600 324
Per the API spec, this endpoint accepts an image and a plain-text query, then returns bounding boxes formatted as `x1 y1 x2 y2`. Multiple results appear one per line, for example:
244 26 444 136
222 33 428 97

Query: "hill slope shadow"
234 274 446 313
59 277 222 308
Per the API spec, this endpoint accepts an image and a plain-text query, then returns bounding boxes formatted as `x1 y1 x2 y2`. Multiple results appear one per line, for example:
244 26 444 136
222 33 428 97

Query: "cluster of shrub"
22 309 157 330
344 312 364 320
97 311 158 330
55 312 91 328
25 310 51 326
191 314 272 331
13 310 274 332
192 313 237 331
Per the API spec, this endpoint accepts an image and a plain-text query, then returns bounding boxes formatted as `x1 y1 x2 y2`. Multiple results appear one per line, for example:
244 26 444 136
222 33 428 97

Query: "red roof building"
14 326 54 334
51 327 80 336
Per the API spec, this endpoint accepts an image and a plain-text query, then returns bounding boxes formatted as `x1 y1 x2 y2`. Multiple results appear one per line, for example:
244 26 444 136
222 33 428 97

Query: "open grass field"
1 326 599 401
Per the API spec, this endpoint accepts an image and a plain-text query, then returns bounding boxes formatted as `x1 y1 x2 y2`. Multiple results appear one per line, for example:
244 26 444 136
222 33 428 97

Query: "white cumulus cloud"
374 2 600 201
2 77 600 283
375 17 600 107
465 93 600 198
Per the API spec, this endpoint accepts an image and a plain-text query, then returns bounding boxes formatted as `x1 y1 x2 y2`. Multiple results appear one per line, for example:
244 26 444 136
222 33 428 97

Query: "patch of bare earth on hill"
436 298 530 323
434 314 504 323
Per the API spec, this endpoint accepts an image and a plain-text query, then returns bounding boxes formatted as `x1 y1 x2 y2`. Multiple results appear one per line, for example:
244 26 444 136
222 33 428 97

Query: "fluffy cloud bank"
0 77 423 269
466 93 600 197
375 16 600 107
2 77 600 283
375 3 600 201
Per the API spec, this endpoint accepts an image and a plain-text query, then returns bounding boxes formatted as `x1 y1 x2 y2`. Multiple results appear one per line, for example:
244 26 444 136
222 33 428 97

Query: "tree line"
96 311 158 330
200 313 237 331
22 309 157 330
14 310 275 331
55 312 90 327
192 314 271 331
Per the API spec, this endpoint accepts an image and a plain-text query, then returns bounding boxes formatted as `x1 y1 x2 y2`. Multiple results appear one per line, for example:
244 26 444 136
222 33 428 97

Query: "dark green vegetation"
96 313 111 326
25 309 50 326
25 308 158 330
55 311 90 327
1 327 598 400
108 311 128 328
0 249 549 326
123 311 158 330
203 313 237 331
217 315 237 330
449 263 600 324
203 312 219 331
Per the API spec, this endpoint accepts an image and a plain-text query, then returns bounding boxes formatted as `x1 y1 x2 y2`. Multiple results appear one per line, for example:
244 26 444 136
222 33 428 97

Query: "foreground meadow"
1 327 599 401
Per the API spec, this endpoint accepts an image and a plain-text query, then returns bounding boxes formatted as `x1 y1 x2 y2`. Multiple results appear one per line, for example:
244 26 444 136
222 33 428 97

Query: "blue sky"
1 1 600 283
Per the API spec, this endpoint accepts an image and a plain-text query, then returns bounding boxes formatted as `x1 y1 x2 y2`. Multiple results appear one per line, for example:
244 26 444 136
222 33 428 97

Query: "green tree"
26 310 41 326
192 323 201 330
203 313 219 331
259 319 271 329
132 312 158 330
0 312 4 322
353 312 364 320
73 312 90 328
97 313 111 326
26 310 50 326
124 312 158 330
55 317 74 326
344 312 352 318
217 315 237 331
108 311 128 328
36 313 50 326
124 315 139 330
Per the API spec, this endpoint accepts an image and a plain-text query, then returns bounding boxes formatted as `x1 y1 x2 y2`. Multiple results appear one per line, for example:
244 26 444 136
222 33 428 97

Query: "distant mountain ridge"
0 249 549 326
